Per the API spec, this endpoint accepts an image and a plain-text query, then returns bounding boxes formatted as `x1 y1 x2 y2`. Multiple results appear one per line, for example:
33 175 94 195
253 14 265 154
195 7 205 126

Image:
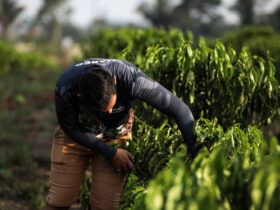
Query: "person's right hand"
111 148 135 172
188 142 204 160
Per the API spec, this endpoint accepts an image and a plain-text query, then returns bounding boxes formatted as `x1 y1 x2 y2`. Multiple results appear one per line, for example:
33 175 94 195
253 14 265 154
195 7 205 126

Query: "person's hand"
111 148 135 172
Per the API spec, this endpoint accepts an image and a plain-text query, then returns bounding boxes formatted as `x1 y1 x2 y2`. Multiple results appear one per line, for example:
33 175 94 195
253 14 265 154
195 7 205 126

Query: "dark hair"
79 65 116 111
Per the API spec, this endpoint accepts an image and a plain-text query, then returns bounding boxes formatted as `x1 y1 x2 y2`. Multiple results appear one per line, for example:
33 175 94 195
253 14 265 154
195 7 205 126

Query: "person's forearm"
168 95 196 150
61 125 117 159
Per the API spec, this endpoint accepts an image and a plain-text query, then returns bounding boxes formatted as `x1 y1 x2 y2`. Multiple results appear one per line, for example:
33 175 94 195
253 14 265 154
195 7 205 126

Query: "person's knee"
44 202 69 210
46 186 80 209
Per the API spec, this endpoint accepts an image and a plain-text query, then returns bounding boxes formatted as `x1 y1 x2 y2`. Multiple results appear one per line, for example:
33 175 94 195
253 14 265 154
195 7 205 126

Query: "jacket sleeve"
131 70 196 151
55 92 117 159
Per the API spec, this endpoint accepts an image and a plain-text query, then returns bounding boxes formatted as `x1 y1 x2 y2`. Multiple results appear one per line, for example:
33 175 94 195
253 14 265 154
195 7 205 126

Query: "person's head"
78 65 117 113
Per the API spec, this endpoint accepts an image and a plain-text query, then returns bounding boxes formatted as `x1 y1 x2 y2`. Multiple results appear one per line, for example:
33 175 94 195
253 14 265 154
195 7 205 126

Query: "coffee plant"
78 28 280 210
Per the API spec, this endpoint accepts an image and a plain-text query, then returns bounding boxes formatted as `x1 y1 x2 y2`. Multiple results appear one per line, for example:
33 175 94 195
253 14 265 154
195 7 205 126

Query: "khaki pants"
46 127 129 210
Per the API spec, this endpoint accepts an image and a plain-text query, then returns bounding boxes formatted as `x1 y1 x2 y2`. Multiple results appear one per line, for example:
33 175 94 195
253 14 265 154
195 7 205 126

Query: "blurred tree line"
1 0 280 41
0 0 82 43
139 0 280 36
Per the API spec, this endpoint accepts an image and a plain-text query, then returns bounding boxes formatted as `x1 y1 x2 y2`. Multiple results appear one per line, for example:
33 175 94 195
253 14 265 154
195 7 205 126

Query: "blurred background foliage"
0 0 280 209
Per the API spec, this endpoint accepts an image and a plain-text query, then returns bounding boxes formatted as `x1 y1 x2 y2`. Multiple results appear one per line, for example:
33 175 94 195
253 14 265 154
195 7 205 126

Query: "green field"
0 27 279 210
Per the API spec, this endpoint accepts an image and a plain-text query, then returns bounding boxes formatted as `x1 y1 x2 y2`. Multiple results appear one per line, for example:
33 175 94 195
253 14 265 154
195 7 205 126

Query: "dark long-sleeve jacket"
55 58 195 159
